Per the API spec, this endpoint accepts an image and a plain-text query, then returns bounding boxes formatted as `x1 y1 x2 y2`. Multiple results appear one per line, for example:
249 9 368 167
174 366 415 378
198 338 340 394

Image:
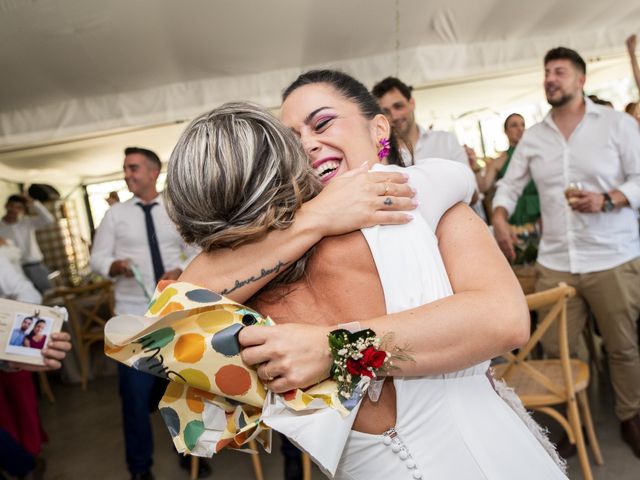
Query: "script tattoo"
220 260 289 295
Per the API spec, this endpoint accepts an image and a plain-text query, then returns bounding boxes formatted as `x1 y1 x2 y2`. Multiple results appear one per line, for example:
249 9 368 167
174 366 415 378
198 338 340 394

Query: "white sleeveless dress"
262 159 567 480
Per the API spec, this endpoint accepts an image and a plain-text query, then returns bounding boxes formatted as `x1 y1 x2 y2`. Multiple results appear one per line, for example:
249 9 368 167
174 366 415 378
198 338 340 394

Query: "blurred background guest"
0 194 54 294
90 147 203 480
106 191 121 207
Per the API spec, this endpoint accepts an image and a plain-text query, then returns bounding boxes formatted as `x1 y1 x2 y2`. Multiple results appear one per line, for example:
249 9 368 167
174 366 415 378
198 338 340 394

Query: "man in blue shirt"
9 316 34 347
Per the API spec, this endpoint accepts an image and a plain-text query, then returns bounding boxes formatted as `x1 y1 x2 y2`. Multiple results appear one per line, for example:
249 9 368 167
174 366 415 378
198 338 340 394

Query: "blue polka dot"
132 355 169 379
237 411 247 429
185 289 222 303
160 407 180 437
211 323 243 356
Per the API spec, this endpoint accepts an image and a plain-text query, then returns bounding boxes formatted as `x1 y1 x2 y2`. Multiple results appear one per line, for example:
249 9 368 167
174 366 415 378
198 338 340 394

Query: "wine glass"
564 181 583 206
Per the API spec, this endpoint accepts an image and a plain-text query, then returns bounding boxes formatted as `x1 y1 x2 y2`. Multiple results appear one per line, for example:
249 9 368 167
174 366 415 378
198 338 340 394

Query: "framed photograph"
0 299 66 366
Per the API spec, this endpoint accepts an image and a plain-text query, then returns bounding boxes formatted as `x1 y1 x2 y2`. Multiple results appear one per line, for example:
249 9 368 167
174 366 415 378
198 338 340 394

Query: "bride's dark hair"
283 70 405 167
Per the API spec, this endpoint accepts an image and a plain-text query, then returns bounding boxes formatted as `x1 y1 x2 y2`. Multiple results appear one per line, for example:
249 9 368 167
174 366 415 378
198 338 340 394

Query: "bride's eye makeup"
313 114 336 132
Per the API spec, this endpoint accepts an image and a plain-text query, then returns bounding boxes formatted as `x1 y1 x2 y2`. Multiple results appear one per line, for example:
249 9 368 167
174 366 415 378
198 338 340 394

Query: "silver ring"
384 197 393 206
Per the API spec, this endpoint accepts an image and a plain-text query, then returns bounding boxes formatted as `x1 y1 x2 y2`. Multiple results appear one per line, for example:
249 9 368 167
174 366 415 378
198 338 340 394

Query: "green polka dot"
184 420 206 451
137 327 175 350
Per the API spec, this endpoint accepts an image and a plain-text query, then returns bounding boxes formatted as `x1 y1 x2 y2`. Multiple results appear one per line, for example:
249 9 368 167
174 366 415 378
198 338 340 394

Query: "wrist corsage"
328 328 392 404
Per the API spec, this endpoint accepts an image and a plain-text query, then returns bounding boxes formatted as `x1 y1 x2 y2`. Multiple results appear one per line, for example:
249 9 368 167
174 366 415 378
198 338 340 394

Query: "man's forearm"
492 206 509 224
610 189 630 208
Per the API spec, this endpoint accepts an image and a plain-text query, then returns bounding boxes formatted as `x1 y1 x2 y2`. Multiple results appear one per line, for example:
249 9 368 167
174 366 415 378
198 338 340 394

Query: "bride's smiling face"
280 83 388 184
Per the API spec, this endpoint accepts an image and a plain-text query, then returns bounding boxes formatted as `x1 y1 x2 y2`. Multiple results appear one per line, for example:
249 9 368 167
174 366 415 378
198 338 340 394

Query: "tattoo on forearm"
220 260 289 295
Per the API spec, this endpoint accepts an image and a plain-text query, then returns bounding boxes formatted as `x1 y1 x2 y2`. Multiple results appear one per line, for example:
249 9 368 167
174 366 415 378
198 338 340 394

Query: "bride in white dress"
168 72 567 479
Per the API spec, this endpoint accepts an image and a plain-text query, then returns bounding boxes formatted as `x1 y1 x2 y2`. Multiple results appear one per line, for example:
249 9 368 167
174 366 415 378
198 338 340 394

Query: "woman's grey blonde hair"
165 102 322 288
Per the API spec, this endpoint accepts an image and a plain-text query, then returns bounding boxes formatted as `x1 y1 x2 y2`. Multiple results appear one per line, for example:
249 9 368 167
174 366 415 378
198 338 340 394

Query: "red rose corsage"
328 328 391 402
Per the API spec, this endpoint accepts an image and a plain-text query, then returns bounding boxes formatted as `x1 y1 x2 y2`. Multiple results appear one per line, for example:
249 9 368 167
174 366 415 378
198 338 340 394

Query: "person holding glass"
493 47 640 459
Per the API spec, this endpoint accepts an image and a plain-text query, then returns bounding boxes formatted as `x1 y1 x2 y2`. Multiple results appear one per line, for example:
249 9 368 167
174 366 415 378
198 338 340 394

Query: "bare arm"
240 203 529 392
627 34 640 95
365 203 528 375
475 153 506 193
180 167 416 302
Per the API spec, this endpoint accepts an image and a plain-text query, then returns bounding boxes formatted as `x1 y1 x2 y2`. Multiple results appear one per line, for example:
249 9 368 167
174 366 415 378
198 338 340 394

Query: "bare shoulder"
311 231 371 269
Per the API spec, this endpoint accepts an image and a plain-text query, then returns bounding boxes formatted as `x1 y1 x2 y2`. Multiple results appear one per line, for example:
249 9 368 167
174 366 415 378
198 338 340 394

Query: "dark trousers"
22 262 52 294
280 433 302 460
118 364 167 475
0 428 35 477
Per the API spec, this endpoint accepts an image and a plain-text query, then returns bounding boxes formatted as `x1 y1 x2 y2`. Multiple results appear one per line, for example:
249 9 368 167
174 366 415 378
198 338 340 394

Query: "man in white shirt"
90 147 200 480
372 76 468 167
372 77 483 219
0 255 41 305
0 194 54 294
493 47 640 458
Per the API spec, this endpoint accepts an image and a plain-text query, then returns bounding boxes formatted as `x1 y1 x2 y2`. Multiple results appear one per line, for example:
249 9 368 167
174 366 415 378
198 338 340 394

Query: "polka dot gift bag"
104 281 346 458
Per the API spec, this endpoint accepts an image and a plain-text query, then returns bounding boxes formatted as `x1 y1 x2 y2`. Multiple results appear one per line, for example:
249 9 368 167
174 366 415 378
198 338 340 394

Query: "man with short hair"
372 77 483 218
372 76 468 167
90 147 201 480
0 194 54 294
493 47 640 458
9 316 34 347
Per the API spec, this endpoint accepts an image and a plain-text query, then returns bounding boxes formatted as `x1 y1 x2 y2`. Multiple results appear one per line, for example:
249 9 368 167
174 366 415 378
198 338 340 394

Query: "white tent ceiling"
1 0 639 185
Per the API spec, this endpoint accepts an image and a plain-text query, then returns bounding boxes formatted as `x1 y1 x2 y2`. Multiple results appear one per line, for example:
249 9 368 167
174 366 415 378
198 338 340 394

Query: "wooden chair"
188 442 313 480
493 284 604 480
56 281 114 390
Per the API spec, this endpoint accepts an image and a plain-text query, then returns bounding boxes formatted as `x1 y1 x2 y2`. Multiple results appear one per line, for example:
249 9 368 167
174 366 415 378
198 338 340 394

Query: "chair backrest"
496 283 577 399
58 281 115 336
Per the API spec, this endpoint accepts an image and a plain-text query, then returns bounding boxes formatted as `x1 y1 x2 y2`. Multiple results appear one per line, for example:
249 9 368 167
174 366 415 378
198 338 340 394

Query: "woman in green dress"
474 113 540 263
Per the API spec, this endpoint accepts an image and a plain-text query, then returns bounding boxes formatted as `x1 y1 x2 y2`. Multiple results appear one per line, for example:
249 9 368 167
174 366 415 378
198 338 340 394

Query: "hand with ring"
240 323 334 392
299 163 418 238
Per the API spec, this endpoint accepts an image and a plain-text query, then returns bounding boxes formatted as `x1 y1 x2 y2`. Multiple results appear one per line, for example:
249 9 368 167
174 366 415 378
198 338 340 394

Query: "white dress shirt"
494 97 640 274
0 255 42 304
90 195 198 315
0 201 54 264
401 125 468 167
402 125 486 221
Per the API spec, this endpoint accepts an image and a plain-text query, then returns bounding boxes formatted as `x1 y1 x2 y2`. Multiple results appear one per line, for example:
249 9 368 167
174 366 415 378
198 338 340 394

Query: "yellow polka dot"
194 310 235 333
148 287 178 315
177 368 211 391
162 382 185 403
174 333 205 363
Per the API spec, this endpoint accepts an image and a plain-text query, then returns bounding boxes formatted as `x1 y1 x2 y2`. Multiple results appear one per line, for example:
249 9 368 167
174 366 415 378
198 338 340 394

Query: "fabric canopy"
1 0 639 183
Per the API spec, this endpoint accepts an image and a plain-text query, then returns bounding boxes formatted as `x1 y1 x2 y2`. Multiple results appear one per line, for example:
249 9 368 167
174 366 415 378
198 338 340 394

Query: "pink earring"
377 138 391 160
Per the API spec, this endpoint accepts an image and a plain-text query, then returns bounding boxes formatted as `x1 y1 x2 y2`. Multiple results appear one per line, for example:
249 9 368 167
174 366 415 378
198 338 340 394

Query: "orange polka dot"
174 333 205 363
148 287 178 315
104 344 125 355
215 365 252 396
162 382 185 403
215 438 233 453
160 301 184 316
233 429 251 445
186 387 216 413
178 368 211 391
157 279 177 292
